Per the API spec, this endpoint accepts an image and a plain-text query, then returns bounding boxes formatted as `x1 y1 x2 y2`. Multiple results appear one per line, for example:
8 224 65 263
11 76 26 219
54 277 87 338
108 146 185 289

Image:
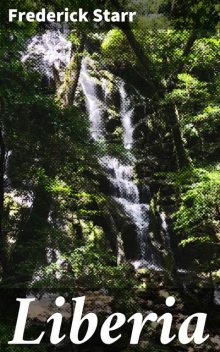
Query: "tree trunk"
0 126 7 277
75 221 84 245
119 27 155 86
58 35 85 107
166 104 189 169
10 185 52 285
169 29 198 89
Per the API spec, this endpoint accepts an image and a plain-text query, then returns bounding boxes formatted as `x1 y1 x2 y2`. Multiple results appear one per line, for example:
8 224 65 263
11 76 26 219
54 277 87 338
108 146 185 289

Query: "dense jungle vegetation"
0 1 220 351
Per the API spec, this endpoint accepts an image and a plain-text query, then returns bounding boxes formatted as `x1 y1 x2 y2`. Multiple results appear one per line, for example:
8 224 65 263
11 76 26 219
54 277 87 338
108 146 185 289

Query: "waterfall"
21 29 159 268
80 60 106 141
119 82 134 150
80 59 156 268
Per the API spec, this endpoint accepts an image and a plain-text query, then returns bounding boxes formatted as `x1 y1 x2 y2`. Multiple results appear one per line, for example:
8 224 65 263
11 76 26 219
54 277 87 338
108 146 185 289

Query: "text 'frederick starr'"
9 8 137 23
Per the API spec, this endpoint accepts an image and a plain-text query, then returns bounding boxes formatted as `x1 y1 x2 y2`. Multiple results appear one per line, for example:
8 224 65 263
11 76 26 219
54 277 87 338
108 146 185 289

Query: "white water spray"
21 29 71 79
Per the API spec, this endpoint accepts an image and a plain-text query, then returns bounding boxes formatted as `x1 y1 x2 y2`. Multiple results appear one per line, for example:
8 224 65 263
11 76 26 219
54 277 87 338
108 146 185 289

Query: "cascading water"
80 60 106 141
21 28 159 268
119 82 134 150
80 60 156 267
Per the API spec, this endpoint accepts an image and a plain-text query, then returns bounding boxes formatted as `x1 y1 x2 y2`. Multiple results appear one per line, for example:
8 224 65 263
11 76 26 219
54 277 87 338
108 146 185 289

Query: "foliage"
32 243 136 292
173 168 220 232
102 29 133 64
170 167 220 270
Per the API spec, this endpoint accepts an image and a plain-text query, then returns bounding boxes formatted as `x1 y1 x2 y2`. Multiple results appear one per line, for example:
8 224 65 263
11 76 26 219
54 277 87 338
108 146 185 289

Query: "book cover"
0 1 219 351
